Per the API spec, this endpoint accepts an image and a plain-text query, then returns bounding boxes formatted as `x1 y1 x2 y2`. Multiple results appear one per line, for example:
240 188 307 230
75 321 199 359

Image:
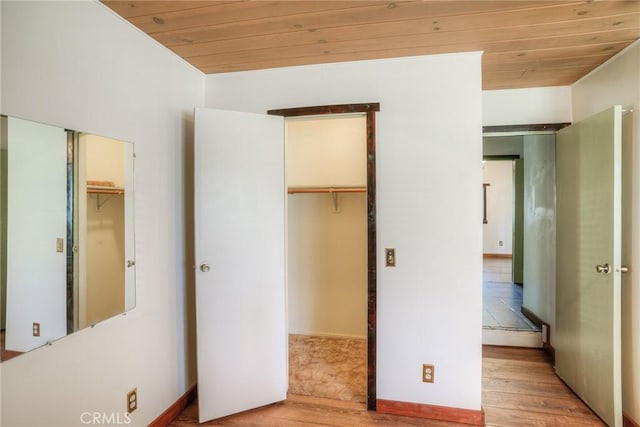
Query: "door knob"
595 263 610 274
619 266 630 274
200 263 210 272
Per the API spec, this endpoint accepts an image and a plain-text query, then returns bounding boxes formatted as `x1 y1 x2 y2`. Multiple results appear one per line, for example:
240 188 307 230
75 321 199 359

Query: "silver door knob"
200 263 210 272
619 266 630 273
595 263 610 274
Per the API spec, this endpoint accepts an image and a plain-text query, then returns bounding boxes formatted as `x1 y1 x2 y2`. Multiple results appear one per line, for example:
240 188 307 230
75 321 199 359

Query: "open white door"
194 108 287 422
123 143 136 311
556 105 622 427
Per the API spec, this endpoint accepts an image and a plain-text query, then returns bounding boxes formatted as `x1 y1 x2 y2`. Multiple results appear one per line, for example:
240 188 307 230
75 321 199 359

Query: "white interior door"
556 105 622 427
194 108 286 422
123 142 135 311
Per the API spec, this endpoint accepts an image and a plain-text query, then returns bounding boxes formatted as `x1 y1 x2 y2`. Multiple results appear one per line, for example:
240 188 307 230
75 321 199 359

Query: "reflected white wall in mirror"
4 117 67 353
0 116 136 362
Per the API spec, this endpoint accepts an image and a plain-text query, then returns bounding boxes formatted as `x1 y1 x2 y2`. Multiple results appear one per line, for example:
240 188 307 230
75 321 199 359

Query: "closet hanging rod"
287 187 366 194
87 187 125 195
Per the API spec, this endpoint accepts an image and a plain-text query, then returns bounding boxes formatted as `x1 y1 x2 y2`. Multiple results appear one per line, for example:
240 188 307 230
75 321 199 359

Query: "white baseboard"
482 328 542 347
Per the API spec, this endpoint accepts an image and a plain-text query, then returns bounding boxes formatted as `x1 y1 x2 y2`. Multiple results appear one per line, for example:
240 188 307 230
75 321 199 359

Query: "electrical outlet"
422 364 435 383
498 240 504 247
385 248 396 267
542 322 551 345
32 322 40 337
127 388 137 414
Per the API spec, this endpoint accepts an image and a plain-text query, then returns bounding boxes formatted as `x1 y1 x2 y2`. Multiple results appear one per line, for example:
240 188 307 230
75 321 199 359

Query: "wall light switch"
385 248 396 267
56 238 64 253
32 322 40 337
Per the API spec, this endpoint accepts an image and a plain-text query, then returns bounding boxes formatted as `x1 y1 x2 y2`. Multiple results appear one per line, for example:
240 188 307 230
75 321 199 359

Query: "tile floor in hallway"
483 258 539 331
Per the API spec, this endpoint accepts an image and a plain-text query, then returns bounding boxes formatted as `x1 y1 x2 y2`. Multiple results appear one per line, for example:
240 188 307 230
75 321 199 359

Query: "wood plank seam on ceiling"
175 29 635 75
120 1 587 40
187 38 633 71
188 40 634 67
147 0 634 45
183 30 638 70
146 1 579 48
103 1 238 20
124 1 392 34
167 17 640 62
170 6 640 62
198 52 606 75
483 54 621 70
483 40 635 61
181 29 638 69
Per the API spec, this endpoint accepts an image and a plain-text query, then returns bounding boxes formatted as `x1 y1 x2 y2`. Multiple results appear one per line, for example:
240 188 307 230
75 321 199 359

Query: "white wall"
572 41 640 425
522 134 556 345
206 53 483 411
1 2 204 426
483 86 572 126
482 161 513 254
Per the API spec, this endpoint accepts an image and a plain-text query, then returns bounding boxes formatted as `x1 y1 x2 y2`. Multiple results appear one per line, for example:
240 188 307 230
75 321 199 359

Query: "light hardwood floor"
169 346 604 426
1 330 22 362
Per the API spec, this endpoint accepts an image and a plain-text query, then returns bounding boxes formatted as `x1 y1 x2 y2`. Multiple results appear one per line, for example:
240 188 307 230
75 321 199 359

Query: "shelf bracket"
96 193 114 210
330 189 341 213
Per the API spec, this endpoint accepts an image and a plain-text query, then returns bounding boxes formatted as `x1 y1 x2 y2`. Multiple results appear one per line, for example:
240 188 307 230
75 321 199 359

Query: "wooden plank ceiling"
102 0 640 89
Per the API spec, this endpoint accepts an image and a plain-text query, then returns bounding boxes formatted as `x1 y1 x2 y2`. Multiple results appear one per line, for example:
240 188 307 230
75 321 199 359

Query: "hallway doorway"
481 135 550 348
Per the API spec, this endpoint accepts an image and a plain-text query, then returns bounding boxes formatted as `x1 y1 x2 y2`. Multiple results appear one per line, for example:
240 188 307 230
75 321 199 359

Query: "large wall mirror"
0 115 136 362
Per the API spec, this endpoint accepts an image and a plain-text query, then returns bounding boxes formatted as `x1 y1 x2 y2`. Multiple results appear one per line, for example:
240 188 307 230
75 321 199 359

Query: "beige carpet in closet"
288 334 366 403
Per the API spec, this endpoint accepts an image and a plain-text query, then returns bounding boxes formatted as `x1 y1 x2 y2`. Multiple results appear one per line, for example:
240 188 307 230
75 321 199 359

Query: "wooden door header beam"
267 103 380 117
483 122 570 133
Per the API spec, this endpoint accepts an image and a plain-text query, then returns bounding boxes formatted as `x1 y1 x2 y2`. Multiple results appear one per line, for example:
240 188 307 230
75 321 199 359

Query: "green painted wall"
1 116 7 329
513 159 524 284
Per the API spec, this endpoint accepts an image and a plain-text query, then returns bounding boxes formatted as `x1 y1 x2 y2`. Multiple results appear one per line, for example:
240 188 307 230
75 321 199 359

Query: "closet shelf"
287 186 366 194
87 180 124 195
87 186 125 195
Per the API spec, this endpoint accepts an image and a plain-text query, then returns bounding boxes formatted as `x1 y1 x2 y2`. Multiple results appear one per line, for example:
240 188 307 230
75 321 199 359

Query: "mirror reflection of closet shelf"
287 186 366 213
87 180 125 210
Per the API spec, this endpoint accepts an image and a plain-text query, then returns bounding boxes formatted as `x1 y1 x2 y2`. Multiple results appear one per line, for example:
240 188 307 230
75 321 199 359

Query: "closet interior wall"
80 134 126 329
